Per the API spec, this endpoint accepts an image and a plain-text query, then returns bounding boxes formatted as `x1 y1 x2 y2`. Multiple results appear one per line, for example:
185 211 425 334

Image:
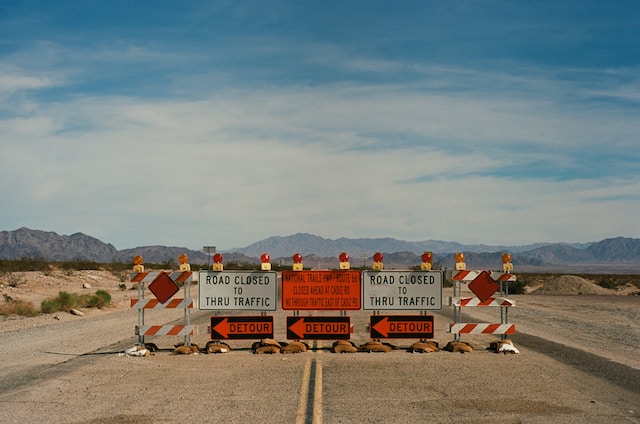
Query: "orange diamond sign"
468 271 499 302
149 272 179 303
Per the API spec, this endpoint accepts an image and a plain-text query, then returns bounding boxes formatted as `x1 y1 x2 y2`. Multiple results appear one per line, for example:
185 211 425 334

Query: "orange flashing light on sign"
339 252 350 270
502 252 513 273
455 252 466 271
372 252 384 271
260 253 272 271
178 253 191 271
212 253 224 271
292 253 303 271
421 251 433 271
133 255 144 273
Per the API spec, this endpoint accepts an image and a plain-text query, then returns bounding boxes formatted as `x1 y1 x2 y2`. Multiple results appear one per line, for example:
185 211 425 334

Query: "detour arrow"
286 316 351 340
210 316 273 340
370 315 434 339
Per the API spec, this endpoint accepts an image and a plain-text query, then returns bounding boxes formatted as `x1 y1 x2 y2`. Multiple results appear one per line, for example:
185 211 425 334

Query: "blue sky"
1 1 639 251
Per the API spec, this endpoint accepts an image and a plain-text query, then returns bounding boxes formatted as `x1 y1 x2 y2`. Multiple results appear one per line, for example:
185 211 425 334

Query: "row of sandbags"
252 339 519 354
121 338 519 356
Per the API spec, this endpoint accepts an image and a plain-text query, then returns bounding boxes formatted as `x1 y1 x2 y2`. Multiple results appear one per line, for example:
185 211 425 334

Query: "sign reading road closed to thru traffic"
198 271 278 311
361 270 443 310
281 270 361 310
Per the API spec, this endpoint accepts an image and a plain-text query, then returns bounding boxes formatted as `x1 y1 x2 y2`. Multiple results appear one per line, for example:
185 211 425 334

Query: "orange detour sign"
286 316 351 340
210 316 274 340
370 315 434 339
281 270 361 310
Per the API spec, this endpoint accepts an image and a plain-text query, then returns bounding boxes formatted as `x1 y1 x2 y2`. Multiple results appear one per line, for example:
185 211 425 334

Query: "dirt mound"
532 275 611 295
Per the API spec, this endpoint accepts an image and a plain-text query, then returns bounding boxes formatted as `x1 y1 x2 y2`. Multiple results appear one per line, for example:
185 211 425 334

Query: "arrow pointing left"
209 316 274 340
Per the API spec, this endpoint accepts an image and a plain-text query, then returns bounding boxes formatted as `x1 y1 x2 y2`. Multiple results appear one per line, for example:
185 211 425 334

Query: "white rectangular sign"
361 270 443 310
198 271 278 311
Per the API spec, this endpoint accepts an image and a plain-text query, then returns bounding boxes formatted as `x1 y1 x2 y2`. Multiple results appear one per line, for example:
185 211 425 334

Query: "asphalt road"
1 306 638 424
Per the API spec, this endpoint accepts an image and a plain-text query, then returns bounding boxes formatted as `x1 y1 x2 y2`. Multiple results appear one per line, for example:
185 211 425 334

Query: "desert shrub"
0 258 50 272
40 299 62 314
0 298 39 317
57 291 81 311
595 277 626 290
6 272 26 288
60 260 102 271
41 290 111 313
112 271 129 282
506 280 528 295
87 290 111 308
12 300 40 316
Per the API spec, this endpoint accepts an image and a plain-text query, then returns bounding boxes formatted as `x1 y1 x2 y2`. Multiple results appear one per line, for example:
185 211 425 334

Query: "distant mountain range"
1 228 639 273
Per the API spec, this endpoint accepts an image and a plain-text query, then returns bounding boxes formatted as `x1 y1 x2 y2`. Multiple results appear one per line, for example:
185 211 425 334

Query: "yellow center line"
295 341 323 424
295 356 312 424
313 342 323 424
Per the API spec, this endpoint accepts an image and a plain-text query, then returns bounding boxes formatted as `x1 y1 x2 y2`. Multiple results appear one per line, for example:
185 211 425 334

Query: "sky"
1 1 639 251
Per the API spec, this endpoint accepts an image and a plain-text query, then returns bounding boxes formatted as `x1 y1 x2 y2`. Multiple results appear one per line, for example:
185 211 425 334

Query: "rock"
82 282 92 289
69 308 85 316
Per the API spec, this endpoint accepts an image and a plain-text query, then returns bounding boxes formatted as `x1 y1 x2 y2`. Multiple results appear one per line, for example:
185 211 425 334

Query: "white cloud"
1 32 639 249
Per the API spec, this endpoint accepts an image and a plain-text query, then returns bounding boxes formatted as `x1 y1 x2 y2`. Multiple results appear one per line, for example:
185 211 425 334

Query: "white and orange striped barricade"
130 270 195 348
449 269 516 342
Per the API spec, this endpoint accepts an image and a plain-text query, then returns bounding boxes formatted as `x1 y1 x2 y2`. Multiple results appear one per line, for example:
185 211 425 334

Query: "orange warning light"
501 252 513 273
132 255 144 273
178 253 190 271
455 252 466 271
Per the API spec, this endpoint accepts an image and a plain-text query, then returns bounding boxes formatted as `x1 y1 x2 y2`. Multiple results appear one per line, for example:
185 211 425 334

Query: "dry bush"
0 296 39 317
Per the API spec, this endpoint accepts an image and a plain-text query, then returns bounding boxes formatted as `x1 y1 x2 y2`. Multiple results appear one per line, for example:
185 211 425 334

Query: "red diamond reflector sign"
468 271 499 302
149 272 179 304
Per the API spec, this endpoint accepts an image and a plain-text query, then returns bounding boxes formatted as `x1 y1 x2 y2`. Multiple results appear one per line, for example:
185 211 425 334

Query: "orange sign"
281 270 361 310
286 316 351 340
210 316 273 339
370 315 434 339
